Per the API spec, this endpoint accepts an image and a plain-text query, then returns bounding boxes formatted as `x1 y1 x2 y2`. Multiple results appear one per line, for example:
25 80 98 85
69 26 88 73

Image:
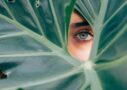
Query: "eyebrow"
70 21 89 28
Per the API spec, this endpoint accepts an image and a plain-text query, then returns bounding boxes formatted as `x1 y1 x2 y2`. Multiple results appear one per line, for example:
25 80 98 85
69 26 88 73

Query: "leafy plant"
0 0 127 90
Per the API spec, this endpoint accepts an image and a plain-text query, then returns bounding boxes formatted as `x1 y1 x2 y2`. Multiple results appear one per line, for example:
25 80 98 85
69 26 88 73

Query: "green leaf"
0 0 127 90
0 0 82 90
75 0 127 90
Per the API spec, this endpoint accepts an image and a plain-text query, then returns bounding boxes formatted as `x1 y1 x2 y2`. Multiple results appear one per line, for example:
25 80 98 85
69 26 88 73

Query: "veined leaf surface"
0 0 127 90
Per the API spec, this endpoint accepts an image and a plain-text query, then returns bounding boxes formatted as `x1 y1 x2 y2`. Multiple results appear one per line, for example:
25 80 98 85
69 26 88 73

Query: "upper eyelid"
70 25 92 32
70 27 93 36
75 30 93 36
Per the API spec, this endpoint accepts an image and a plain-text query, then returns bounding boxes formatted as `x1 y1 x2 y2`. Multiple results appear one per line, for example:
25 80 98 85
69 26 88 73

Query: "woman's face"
68 11 94 61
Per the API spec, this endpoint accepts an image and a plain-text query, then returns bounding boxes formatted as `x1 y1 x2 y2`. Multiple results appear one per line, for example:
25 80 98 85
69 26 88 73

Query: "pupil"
79 32 88 39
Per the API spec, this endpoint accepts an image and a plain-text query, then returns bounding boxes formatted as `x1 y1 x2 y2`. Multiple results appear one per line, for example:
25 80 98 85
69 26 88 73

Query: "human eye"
74 29 93 41
72 26 93 43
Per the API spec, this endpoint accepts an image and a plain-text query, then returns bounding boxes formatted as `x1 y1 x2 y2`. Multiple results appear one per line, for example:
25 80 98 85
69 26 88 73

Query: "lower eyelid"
73 37 93 44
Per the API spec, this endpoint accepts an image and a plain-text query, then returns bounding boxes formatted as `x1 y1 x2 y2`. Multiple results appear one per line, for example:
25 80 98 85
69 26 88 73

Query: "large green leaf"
0 0 127 90
0 0 82 90
75 0 127 90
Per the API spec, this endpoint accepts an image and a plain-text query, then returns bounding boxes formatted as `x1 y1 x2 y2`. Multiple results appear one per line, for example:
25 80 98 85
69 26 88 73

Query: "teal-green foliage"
0 0 127 90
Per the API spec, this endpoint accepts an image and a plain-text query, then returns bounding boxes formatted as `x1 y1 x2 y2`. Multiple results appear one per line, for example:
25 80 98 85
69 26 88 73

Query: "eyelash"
73 29 93 42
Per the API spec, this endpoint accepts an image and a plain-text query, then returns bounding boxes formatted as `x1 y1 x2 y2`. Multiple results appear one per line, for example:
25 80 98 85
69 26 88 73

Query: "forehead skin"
70 11 84 25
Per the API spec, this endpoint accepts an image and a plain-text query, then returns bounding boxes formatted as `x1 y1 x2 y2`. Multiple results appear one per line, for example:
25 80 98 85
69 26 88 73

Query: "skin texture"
68 11 94 61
